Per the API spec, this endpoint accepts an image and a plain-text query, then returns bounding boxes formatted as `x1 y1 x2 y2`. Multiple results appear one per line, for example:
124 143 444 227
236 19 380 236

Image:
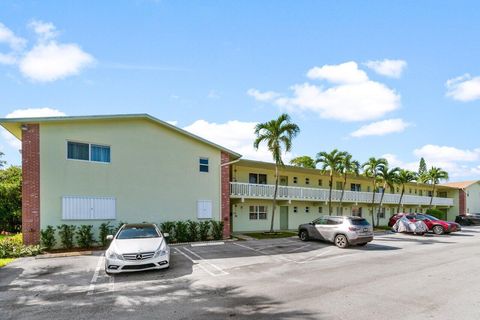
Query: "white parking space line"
286 244 311 253
191 241 224 247
109 273 115 293
87 254 104 296
175 248 227 277
182 247 229 275
232 242 299 263
296 249 334 264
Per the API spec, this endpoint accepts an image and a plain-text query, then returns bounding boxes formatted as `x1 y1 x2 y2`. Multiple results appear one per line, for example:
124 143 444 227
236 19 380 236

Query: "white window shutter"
62 196 116 220
197 200 213 219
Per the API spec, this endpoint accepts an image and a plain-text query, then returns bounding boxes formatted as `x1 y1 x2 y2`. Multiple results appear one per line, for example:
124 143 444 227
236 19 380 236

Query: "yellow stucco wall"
39 118 222 231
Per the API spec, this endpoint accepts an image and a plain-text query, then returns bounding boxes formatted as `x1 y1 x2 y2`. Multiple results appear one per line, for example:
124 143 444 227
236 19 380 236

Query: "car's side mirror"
106 235 114 240
163 232 170 238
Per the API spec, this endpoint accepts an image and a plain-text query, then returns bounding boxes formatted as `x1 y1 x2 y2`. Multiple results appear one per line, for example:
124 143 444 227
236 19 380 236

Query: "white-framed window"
62 196 116 220
199 157 209 173
197 200 213 219
305 206 310 213
249 205 267 220
293 206 298 213
67 141 111 163
249 173 267 184
318 206 323 214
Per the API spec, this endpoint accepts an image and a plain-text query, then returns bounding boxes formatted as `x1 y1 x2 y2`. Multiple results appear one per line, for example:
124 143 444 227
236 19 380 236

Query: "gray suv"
298 216 374 248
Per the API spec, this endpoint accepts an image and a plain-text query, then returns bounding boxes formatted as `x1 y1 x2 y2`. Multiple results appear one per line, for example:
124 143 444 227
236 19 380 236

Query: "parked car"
388 213 461 235
455 213 480 226
105 223 170 274
392 216 428 235
298 216 373 248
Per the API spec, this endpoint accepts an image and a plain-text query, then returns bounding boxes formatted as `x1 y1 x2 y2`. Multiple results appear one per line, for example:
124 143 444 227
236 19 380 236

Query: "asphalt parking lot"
1 228 480 320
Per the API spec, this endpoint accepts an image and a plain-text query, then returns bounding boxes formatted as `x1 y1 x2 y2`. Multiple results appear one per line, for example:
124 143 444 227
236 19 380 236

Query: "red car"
388 213 462 235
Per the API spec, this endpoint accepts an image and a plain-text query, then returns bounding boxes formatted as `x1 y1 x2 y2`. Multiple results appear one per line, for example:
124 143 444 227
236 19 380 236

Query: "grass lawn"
0 258 15 268
244 231 297 240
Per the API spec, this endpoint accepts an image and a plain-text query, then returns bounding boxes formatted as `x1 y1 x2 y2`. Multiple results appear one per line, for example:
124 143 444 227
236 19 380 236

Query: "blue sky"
1 1 480 180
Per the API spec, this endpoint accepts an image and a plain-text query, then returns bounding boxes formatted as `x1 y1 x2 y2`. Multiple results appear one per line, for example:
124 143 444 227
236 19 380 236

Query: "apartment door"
280 206 289 230
279 176 288 186
279 176 289 198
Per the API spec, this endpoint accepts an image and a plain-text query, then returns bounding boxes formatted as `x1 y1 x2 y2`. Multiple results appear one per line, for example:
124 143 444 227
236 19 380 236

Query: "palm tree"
396 169 417 213
254 113 300 233
376 166 400 226
338 153 360 209
426 167 449 208
362 157 388 226
289 156 316 169
316 149 346 215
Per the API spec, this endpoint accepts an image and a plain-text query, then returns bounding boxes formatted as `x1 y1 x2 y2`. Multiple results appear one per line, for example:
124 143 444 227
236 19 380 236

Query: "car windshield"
117 226 160 239
423 214 440 221
349 218 369 226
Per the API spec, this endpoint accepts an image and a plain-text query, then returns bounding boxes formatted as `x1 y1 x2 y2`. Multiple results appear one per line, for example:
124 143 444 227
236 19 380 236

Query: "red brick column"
22 124 40 245
459 189 466 215
220 152 231 239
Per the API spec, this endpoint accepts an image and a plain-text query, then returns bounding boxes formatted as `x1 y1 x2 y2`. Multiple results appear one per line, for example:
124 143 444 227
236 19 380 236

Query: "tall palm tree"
338 153 360 209
376 166 400 226
396 169 417 213
362 157 388 226
427 167 449 208
316 149 346 215
254 113 300 233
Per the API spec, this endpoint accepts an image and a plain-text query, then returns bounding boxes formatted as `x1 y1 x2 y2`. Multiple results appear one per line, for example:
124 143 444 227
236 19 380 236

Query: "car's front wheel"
433 225 445 235
334 234 349 248
299 230 309 241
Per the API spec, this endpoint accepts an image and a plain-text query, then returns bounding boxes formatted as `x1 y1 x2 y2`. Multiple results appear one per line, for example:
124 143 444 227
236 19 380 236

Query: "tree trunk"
377 188 386 227
339 174 347 210
328 174 333 215
429 183 436 209
270 165 279 233
370 179 376 226
397 186 405 213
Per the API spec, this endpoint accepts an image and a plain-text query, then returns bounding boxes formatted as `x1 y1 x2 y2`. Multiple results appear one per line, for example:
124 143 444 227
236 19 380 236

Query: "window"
327 217 343 225
414 189 417 195
318 206 323 214
197 200 212 219
249 206 267 220
62 196 116 220
293 177 298 184
305 178 310 185
199 158 209 172
313 217 328 225
293 206 298 213
428 191 433 197
318 179 323 186
249 173 267 184
352 207 362 217
305 206 310 213
67 141 110 163
409 188 412 194
378 207 385 219
336 207 343 215
351 184 361 192
336 182 343 190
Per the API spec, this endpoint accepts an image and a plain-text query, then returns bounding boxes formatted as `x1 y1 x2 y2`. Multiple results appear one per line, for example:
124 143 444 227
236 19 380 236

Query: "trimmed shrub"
199 221 210 241
160 221 175 240
40 225 56 250
210 220 224 240
187 220 199 242
426 209 447 220
99 222 114 247
76 225 94 248
174 221 188 243
0 234 42 258
58 225 76 249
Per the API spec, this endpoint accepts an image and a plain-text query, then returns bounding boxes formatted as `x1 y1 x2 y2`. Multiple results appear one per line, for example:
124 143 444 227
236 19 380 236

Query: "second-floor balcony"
230 182 454 207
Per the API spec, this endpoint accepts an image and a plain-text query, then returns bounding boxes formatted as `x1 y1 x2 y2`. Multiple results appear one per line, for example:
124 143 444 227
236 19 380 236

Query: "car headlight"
107 249 124 260
153 244 169 258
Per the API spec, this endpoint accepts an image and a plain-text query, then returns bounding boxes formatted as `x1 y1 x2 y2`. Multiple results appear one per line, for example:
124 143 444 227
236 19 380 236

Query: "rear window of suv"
349 218 369 226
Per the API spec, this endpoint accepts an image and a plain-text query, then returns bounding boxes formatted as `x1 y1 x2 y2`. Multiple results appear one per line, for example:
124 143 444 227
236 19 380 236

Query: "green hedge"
426 209 447 220
0 234 43 258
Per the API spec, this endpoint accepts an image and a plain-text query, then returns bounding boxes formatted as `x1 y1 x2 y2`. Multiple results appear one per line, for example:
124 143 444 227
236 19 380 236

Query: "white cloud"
207 90 220 99
1 108 66 150
413 144 480 162
19 42 94 82
445 74 480 102
0 20 94 82
351 118 410 137
364 59 407 78
381 153 418 171
183 119 292 162
166 120 178 126
247 89 280 102
307 61 368 84
249 61 401 122
0 22 26 51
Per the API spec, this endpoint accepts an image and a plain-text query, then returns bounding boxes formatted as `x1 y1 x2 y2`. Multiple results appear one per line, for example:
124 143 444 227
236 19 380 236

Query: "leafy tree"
376 166 400 226
427 167 449 208
417 157 429 183
316 149 346 215
362 157 388 226
396 170 417 213
338 153 360 209
254 114 300 233
0 165 22 232
289 156 316 169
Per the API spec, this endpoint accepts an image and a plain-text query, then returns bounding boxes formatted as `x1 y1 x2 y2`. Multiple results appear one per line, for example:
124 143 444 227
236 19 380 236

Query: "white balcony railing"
230 182 454 207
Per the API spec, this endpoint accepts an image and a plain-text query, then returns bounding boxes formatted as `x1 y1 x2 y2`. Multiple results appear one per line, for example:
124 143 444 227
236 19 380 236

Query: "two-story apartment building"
0 114 468 244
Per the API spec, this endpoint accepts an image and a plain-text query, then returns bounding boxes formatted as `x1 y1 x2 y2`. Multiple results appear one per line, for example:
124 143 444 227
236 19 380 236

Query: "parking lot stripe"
296 249 334 264
87 254 104 296
109 273 115 293
175 248 218 277
286 244 311 253
182 247 229 275
191 241 225 247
